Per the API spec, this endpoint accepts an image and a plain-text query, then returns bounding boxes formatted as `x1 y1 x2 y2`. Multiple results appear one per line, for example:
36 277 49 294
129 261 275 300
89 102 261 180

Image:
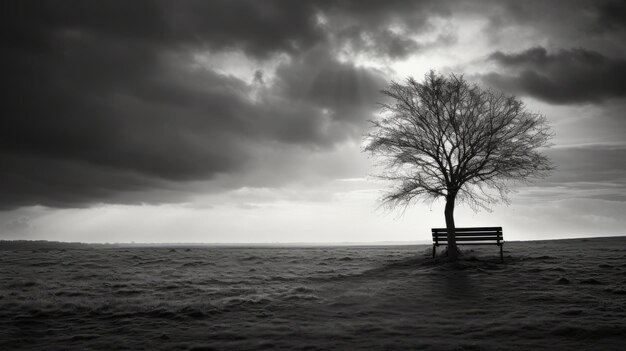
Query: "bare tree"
364 72 553 260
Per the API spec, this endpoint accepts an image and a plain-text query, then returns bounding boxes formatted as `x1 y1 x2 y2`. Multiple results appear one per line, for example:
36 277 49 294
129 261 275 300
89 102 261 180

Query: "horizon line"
2 234 625 248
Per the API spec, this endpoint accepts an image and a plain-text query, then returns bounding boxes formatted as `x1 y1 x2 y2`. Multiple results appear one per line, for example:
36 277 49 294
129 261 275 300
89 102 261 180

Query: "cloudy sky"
2 0 626 243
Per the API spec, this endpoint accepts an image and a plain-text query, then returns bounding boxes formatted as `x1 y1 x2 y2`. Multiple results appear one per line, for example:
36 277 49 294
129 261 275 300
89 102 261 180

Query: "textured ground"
2 237 626 350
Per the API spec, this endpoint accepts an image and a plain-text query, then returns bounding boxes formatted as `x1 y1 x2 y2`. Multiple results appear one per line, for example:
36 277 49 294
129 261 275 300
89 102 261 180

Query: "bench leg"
500 244 504 263
432 245 436 259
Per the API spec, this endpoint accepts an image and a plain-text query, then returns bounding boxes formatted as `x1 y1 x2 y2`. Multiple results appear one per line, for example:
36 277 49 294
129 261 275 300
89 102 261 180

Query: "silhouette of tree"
364 72 553 260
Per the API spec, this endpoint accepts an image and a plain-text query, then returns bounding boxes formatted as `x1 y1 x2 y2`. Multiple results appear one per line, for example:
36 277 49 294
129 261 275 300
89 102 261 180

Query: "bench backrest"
432 227 503 244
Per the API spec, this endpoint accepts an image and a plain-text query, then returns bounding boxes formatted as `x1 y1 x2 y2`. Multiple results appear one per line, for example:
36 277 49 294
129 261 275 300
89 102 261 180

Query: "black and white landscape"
1 1 626 350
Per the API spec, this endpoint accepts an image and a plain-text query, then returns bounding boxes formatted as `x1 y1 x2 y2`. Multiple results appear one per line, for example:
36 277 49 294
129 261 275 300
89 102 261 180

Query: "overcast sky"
2 0 626 243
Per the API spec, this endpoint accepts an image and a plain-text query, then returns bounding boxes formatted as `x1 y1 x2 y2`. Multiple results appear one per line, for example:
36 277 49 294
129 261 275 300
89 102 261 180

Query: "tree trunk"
444 192 459 261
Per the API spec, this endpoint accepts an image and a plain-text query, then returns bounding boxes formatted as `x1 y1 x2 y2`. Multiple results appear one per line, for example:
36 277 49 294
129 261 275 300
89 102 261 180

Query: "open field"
2 237 626 350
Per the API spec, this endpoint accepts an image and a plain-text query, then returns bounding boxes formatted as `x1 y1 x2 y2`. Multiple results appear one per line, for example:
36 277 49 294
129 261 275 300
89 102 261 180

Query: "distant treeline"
0 240 99 251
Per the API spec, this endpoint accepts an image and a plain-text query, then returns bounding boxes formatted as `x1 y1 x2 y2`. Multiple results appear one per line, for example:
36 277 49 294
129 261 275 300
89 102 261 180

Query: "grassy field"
2 236 626 350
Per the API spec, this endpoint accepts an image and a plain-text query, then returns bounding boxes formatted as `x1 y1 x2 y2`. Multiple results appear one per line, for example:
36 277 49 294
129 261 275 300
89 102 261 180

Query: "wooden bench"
432 227 504 262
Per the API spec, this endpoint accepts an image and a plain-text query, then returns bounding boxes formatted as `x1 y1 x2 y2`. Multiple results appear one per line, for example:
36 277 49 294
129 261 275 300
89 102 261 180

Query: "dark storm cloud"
321 0 450 59
0 0 392 209
274 47 386 122
2 0 323 59
6 1 623 210
478 0 620 39
0 153 176 209
482 47 626 104
536 144 626 202
595 0 626 32
337 27 456 59
546 144 626 184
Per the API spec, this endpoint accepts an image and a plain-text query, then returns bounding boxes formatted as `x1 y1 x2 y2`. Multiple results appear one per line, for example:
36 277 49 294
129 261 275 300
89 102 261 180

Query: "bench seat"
432 227 504 262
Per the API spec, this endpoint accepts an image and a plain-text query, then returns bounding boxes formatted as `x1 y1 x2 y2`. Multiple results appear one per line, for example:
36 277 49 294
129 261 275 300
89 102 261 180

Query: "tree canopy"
364 72 553 259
